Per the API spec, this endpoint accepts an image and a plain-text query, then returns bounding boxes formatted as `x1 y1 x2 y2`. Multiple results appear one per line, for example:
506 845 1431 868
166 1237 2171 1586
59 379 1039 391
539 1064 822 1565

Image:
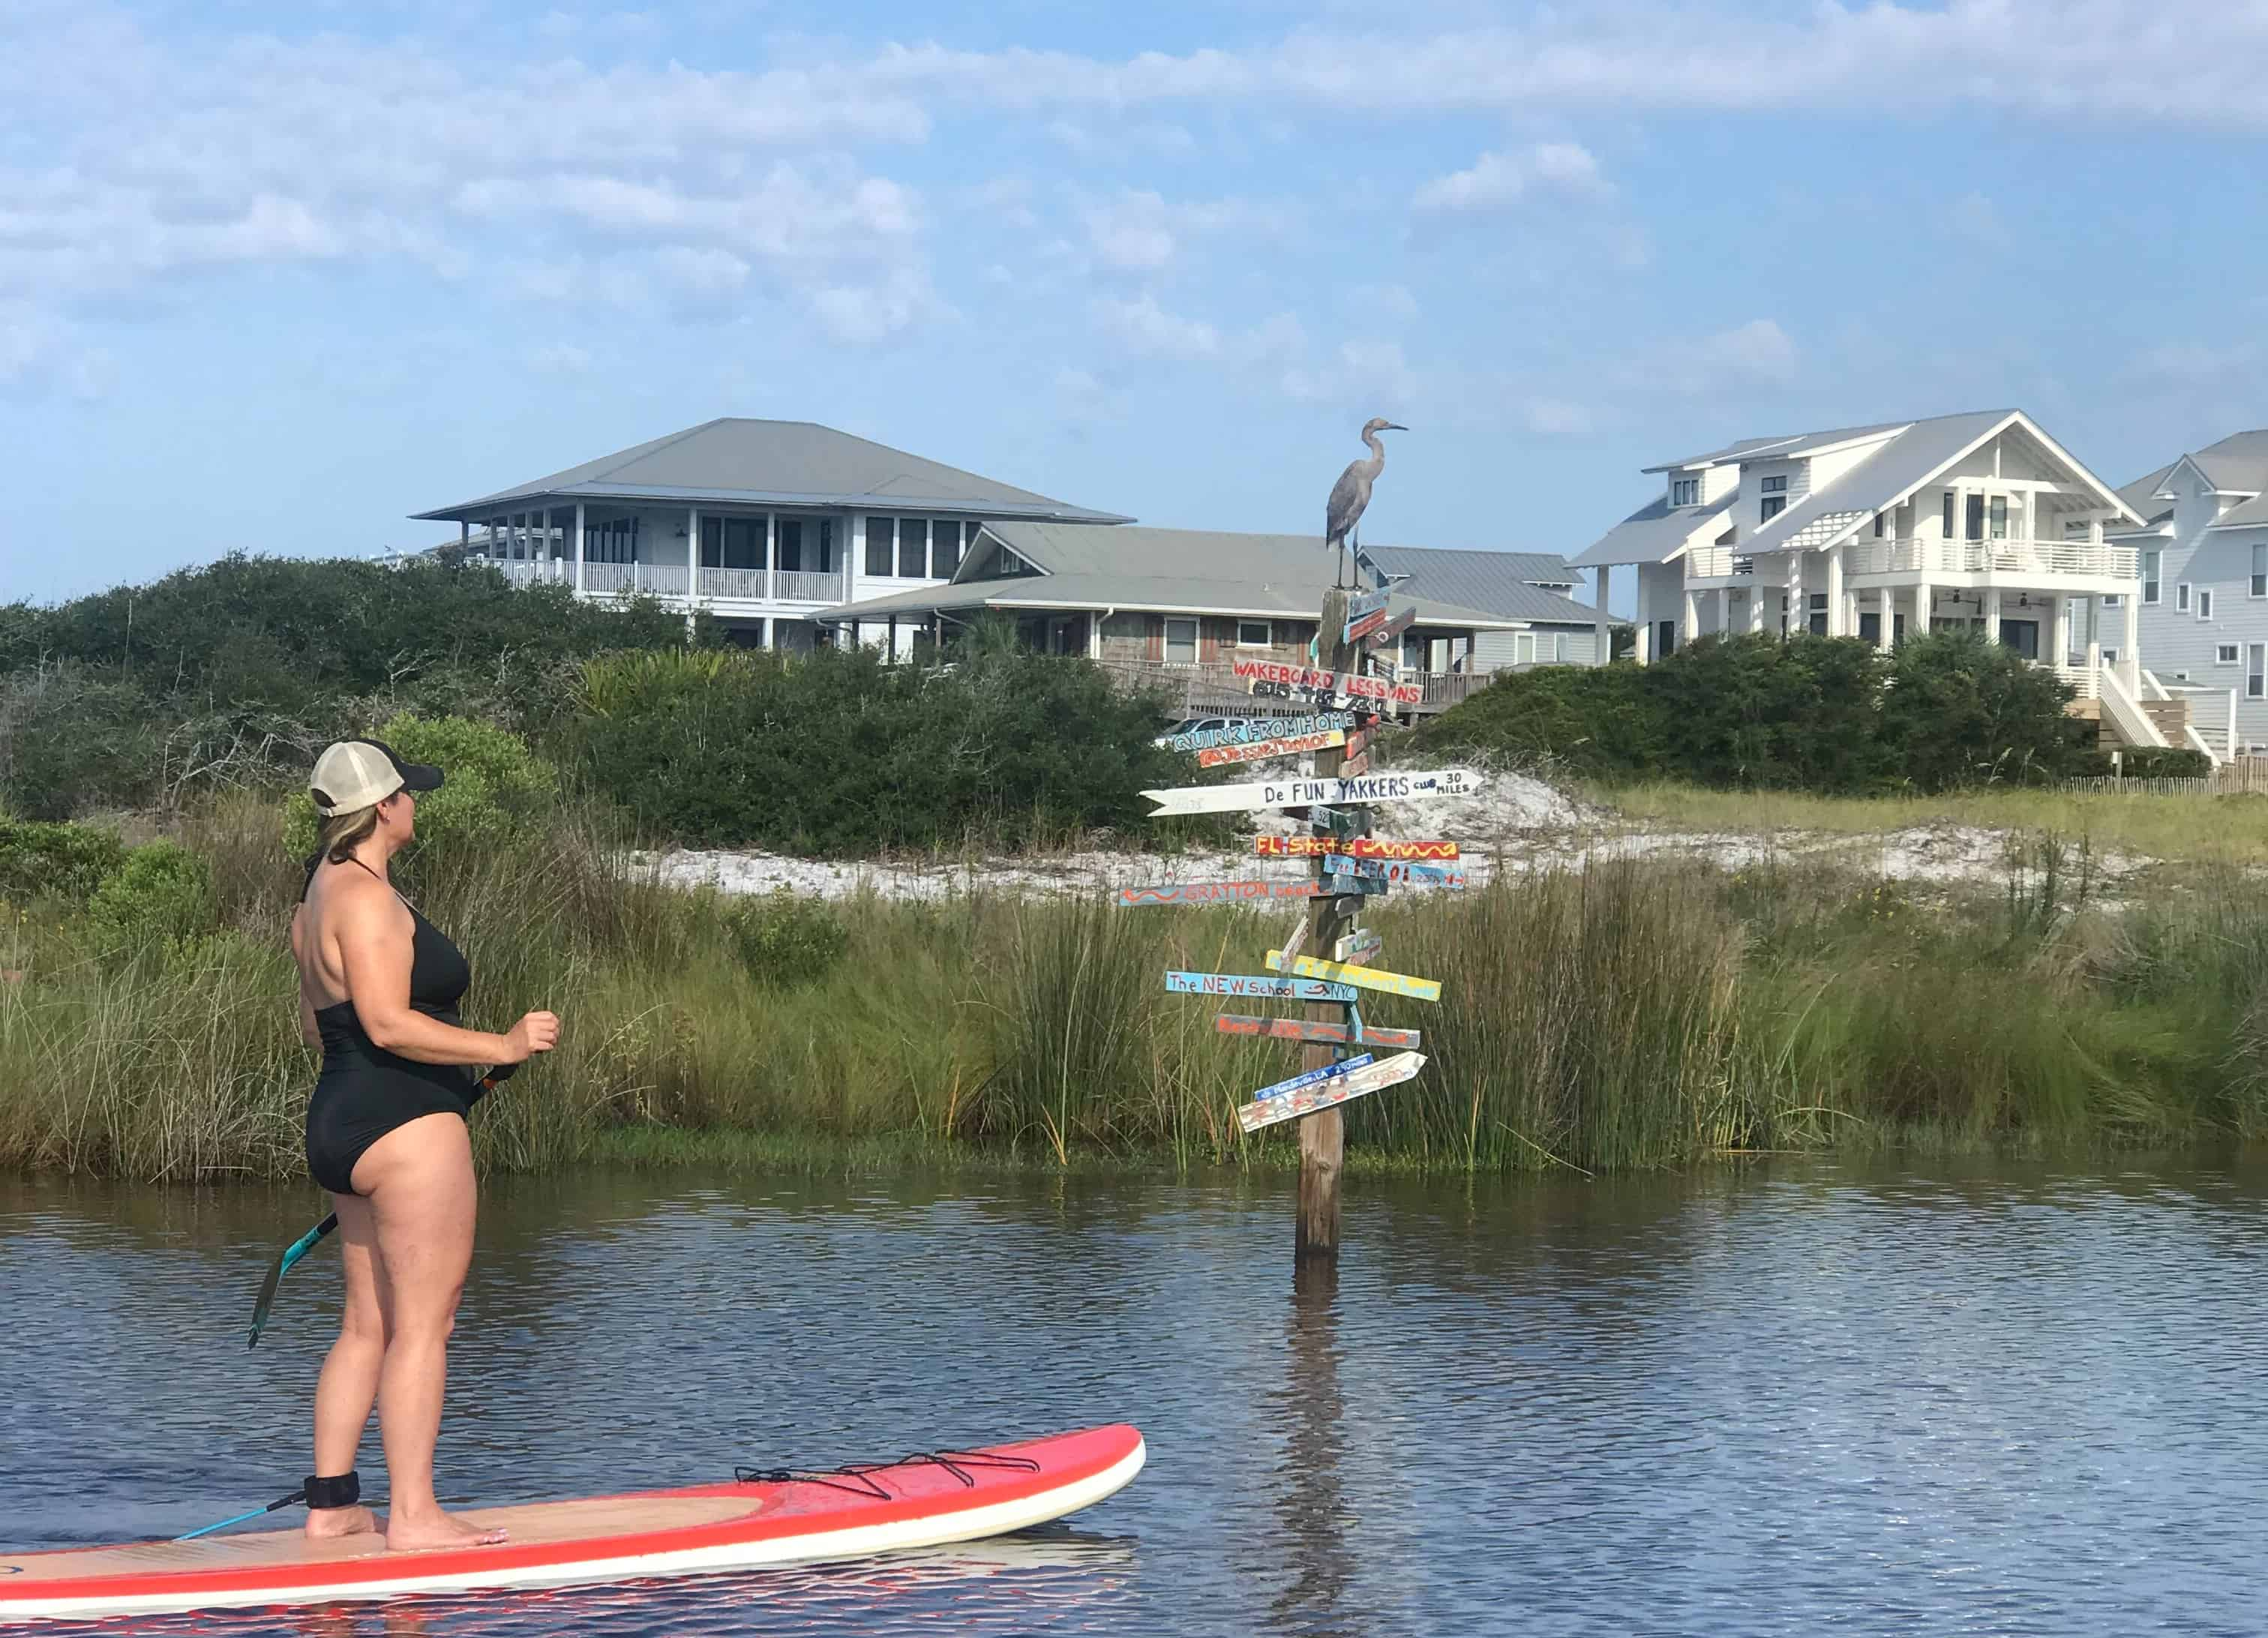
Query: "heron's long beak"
1386 423 1408 431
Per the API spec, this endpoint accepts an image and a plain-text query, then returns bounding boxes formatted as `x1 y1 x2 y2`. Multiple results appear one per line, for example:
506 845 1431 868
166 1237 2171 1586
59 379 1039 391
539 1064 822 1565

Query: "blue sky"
2 0 2261 604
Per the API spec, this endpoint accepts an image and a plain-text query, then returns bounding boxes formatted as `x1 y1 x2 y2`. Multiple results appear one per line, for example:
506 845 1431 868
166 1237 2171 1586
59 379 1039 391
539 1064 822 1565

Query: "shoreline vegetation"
8 784 2268 1184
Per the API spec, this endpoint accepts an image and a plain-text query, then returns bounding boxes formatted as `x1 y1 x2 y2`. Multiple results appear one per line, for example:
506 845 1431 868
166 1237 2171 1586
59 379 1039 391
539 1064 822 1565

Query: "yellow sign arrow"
1264 950 1441 1003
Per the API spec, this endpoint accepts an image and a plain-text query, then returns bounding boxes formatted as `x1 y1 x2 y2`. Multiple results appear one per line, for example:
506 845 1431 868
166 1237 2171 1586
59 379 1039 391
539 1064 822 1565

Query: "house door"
1998 620 2039 660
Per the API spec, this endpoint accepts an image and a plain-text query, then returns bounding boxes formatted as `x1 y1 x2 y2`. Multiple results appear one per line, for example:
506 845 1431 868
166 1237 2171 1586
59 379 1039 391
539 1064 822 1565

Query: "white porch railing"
1685 546 1755 579
1841 537 2138 578
580 561 691 597
772 568 847 602
698 567 769 600
479 556 572 586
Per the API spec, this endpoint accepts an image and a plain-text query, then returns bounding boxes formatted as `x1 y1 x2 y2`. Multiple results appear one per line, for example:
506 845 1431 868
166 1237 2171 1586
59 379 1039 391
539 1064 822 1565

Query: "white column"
846 513 866 607
1594 567 1611 667
1745 584 1763 635
1984 586 2002 645
1825 547 1845 637
2229 690 2240 763
1876 588 1893 652
1681 586 1699 651
1634 569 1651 665
2123 591 2140 692
2053 598 2071 668
686 506 700 638
764 513 776 601
1716 588 1730 639
572 504 586 594
1916 576 1932 638
2086 596 2102 694
1787 554 1803 638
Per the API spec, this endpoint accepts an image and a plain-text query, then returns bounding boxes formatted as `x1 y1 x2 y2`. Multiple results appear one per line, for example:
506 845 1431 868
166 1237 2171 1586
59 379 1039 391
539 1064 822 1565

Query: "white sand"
634 766 2136 902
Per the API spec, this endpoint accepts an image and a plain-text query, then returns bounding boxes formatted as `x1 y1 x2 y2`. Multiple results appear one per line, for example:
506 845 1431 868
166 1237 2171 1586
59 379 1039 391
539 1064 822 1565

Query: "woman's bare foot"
384 1510 508 1552
304 1504 381 1540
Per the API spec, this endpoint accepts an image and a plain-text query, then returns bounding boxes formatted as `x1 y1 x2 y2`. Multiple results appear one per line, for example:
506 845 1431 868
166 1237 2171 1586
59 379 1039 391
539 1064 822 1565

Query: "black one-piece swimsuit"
303 860 476 1196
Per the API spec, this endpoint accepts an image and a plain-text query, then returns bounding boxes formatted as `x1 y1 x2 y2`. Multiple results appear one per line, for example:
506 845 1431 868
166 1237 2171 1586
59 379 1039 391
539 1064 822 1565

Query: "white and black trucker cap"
309 740 445 817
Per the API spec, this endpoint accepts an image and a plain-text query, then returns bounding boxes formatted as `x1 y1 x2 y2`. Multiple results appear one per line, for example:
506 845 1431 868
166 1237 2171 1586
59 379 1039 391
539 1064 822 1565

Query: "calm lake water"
4 1158 2266 1636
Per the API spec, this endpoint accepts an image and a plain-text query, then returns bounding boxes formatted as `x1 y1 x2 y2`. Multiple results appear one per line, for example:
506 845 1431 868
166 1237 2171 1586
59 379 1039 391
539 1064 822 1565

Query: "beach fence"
2058 755 2268 798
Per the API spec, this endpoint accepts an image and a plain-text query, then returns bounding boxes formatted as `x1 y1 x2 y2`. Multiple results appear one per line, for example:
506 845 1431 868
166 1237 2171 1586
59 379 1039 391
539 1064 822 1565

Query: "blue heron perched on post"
1324 417 1406 585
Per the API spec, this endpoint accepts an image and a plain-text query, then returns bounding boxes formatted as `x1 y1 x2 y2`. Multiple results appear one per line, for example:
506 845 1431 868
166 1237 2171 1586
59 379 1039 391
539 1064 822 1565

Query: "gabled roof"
2186 430 2268 496
2210 492 2268 532
2116 460 2177 528
1568 495 1736 568
822 521 1525 630
411 419 1130 525
1733 410 2136 557
1645 420 1915 473
1361 546 1594 623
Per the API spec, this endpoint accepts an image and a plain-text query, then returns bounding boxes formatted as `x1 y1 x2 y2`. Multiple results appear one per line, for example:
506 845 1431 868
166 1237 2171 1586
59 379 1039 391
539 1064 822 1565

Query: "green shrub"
573 638 1210 854
284 712 560 863
1418 630 2088 796
723 890 850 986
82 840 216 961
0 668 164 818
0 820 128 906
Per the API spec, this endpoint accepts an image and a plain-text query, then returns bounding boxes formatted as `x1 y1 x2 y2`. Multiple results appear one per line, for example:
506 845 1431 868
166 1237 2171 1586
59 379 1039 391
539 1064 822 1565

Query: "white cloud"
1520 398 1595 437
529 342 594 374
1092 293 1220 358
1413 142 1606 214
1697 318 1798 386
1075 188 1287 273
1282 340 1416 410
809 267 939 345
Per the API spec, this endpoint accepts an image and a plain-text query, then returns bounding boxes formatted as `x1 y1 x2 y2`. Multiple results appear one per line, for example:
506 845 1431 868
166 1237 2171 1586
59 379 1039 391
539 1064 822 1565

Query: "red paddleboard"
0 1424 1144 1622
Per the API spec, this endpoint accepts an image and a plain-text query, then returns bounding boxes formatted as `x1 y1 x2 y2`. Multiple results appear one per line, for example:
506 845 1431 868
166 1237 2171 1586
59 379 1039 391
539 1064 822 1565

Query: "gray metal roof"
2117 460 2178 515
2186 429 2268 495
1568 495 1736 568
410 419 1130 525
2210 491 2268 531
1642 434 1805 472
1362 545 1597 624
822 521 1525 630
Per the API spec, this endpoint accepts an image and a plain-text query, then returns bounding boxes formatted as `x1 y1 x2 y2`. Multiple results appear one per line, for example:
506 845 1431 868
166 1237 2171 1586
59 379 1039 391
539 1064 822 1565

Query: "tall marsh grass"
6 795 2268 1181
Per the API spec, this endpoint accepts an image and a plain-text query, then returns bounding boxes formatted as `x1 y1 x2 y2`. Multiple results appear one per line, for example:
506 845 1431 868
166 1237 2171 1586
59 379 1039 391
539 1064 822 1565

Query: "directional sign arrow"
1238 1052 1426 1134
1142 769 1486 818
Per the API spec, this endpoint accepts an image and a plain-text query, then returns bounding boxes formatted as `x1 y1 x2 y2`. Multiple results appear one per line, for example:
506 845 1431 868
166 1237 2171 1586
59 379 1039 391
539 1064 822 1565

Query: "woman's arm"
333 885 527 1066
290 907 320 1047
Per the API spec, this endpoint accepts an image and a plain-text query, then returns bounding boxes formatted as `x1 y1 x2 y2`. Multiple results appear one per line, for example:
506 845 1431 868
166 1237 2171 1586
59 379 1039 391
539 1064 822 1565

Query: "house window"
1656 619 1676 656
1671 478 1700 507
1236 620 1272 648
934 522 964 578
2144 550 2161 604
1966 494 1986 541
2252 645 2266 699
1165 617 1199 666
2217 644 2240 665
897 518 927 579
2102 647 2120 665
2200 589 2215 620
1515 632 1536 664
1760 495 1787 523
1874 511 1886 538
2177 583 2192 612
776 518 803 572
865 517 894 578
1989 496 2008 540
1808 592 1827 636
1943 492 1956 537
2253 543 2266 598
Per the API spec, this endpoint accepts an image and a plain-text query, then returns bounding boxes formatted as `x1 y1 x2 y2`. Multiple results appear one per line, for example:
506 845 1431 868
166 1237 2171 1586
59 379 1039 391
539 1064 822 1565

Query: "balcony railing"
1842 537 2137 578
772 568 848 602
698 566 769 600
582 561 690 597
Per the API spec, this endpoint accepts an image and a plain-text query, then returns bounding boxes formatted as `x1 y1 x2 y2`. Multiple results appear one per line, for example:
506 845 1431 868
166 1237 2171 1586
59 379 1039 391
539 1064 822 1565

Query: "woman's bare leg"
306 1192 386 1538
353 1112 505 1551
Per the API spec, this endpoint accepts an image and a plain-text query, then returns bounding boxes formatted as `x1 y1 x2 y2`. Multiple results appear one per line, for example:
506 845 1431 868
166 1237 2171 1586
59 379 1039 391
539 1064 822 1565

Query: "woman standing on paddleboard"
290 740 558 1551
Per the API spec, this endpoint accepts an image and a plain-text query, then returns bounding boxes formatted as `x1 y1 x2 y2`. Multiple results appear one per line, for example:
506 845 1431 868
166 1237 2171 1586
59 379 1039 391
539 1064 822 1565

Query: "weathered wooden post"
1298 587 1356 1262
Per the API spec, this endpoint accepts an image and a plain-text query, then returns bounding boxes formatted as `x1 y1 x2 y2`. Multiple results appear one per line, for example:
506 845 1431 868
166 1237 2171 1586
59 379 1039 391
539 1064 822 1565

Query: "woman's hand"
500 1010 560 1064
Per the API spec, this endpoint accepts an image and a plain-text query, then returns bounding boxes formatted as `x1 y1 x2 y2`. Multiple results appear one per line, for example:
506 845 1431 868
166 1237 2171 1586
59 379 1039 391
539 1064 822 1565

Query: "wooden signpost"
1167 712 1354 753
1256 836 1459 860
1322 854 1468 890
1366 608 1417 650
1164 971 1360 1002
1196 729 1345 767
1238 1052 1425 1134
1114 581 1455 1264
1140 768 1486 818
1334 928 1382 963
1268 951 1442 1003
1214 1014 1422 1051
1116 878 1377 907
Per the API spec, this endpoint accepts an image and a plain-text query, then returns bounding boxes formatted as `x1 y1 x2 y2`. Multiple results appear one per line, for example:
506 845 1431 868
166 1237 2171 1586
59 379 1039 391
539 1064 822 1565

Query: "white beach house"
410 418 1131 651
2114 430 2268 755
1565 409 2200 750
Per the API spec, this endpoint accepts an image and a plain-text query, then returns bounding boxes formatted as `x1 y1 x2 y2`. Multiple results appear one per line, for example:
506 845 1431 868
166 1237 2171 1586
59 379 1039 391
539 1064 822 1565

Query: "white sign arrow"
1142 768 1486 818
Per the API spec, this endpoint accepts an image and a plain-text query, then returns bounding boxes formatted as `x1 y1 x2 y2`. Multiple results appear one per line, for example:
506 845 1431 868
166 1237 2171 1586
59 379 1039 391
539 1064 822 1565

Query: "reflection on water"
7 1157 2268 1635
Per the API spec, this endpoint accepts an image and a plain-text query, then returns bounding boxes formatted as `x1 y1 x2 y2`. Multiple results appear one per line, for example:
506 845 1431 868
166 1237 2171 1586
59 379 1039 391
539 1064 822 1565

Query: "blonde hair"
316 802 382 865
